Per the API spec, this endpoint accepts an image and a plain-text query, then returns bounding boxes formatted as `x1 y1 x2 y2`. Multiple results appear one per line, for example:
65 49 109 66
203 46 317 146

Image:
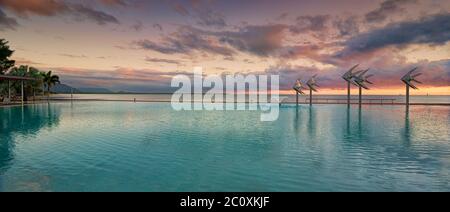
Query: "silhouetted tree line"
0 39 60 101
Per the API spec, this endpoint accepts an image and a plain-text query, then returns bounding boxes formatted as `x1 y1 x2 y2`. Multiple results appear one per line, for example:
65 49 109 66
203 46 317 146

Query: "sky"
0 0 449 94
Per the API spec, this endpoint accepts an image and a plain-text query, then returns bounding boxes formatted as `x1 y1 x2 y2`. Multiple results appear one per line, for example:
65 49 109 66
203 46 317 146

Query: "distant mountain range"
50 84 80 93
50 84 174 94
51 84 113 94
77 87 113 93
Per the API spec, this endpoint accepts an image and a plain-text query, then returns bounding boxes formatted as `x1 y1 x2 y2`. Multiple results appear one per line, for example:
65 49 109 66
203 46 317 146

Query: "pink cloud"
0 0 68 16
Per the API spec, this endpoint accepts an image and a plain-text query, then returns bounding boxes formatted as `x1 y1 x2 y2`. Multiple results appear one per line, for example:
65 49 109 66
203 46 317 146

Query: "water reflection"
342 105 369 142
403 107 411 146
0 102 449 191
358 106 362 136
291 105 317 141
307 106 316 138
292 106 307 142
0 104 61 175
346 106 351 137
294 106 300 138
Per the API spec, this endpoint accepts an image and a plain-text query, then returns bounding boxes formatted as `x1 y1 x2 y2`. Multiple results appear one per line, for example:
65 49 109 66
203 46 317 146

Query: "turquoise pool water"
0 102 449 191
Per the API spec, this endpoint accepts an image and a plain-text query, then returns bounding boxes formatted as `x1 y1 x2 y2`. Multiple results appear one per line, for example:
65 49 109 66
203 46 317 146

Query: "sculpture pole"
406 84 410 106
293 79 306 106
347 81 351 105
353 69 372 107
342 64 359 106
306 75 318 106
359 86 362 105
401 67 421 107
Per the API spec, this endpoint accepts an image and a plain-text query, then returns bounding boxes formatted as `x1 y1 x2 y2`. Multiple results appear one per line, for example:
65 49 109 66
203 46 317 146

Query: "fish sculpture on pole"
353 69 373 105
401 67 422 106
293 79 306 105
306 75 319 105
342 64 360 105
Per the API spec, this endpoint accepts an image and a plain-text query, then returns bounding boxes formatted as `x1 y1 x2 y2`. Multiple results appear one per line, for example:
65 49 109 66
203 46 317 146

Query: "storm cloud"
135 24 289 57
365 0 416 23
135 26 235 56
338 13 450 57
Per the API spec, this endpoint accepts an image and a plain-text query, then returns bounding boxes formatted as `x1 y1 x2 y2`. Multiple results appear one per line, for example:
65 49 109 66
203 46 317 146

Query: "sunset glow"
1 0 449 94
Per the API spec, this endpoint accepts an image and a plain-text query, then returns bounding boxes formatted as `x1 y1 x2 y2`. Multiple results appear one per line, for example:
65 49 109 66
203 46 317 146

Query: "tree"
27 67 44 97
8 65 44 101
0 39 15 74
42 71 60 99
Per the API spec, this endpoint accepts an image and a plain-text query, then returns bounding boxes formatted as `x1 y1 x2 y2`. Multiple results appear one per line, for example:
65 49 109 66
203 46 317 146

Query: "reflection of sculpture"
403 107 411 146
401 67 422 106
353 69 373 105
342 64 360 105
306 75 319 105
307 106 316 137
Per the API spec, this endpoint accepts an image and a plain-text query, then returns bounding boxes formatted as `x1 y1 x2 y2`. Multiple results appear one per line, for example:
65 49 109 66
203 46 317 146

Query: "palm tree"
42 71 60 100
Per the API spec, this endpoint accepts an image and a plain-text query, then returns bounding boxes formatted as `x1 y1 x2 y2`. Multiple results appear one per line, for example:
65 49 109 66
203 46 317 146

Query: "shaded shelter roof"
0 75 39 81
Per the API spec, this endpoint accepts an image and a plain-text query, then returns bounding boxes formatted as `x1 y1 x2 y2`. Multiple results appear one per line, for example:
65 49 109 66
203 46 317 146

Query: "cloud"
134 39 183 54
98 0 128 7
277 43 330 63
58 53 88 58
169 0 227 28
171 2 189 16
290 15 330 33
135 24 295 58
217 24 288 57
422 59 450 87
196 9 226 28
276 12 289 21
338 13 450 57
333 15 360 37
264 66 303 90
0 0 119 25
365 0 416 23
153 23 163 31
0 8 18 30
135 26 235 56
145 57 181 65
70 4 119 25
0 0 68 16
131 21 144 31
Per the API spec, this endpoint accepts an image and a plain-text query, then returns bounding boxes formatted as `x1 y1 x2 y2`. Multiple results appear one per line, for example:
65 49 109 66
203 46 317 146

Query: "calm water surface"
0 102 449 191
52 94 450 104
